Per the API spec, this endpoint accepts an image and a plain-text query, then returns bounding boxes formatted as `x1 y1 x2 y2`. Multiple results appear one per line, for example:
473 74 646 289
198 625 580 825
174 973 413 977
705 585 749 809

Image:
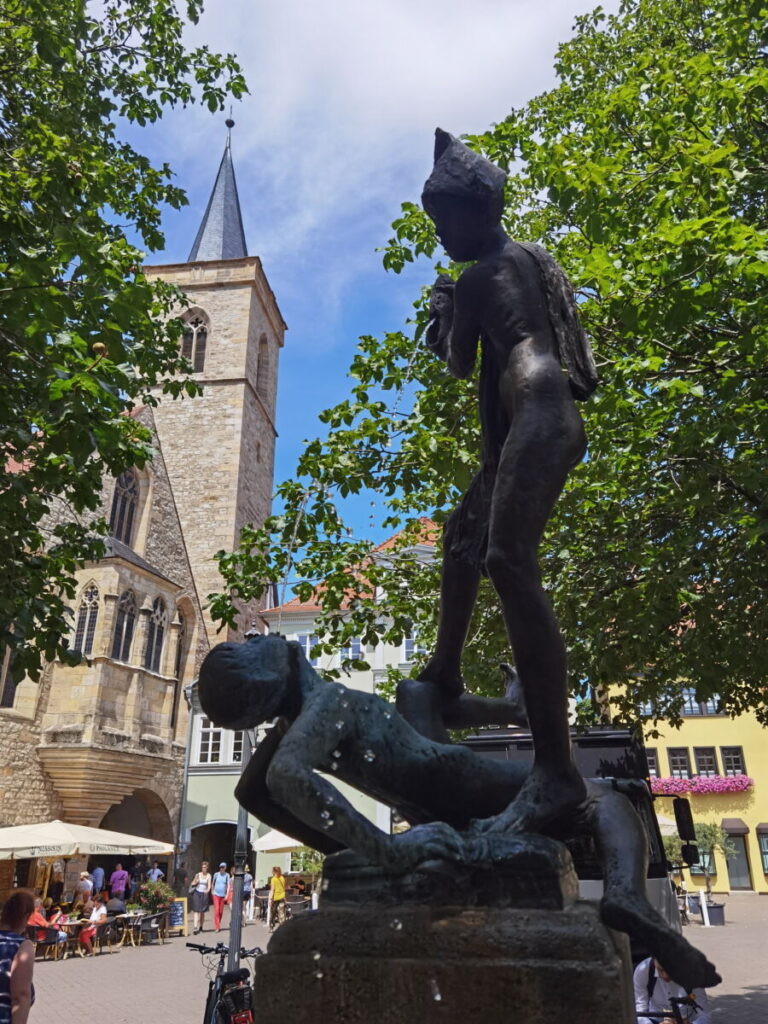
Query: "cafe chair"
27 926 62 961
137 911 166 945
93 917 117 955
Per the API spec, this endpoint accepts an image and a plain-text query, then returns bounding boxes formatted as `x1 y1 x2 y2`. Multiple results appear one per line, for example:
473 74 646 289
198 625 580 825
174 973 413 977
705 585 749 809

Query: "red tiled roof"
263 518 437 616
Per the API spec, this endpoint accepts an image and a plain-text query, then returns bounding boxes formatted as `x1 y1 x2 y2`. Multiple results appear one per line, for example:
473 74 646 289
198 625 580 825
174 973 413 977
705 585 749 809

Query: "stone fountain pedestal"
253 837 635 1024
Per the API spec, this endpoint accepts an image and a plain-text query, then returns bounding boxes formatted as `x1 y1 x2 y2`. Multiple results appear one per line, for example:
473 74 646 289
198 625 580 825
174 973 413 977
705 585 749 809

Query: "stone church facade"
0 130 283 894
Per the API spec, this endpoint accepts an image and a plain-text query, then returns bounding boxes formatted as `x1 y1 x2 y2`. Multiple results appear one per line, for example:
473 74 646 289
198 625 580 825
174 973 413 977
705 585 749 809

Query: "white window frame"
403 631 427 664
296 633 319 667
191 715 245 767
344 636 363 661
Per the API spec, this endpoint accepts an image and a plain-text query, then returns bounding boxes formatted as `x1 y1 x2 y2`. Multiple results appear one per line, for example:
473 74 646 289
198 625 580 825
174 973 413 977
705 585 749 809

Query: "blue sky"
137 0 617 540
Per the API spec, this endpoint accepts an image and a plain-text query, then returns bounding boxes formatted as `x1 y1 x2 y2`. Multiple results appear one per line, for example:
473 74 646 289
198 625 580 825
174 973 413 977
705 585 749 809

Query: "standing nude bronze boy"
417 129 599 834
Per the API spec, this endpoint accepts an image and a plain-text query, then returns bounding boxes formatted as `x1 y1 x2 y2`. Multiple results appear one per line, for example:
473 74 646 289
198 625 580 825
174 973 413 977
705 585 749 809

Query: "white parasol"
0 819 175 859
252 829 303 853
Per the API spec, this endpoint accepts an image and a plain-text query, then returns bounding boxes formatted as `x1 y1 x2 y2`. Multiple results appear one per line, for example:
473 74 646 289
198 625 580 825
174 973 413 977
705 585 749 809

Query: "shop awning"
0 819 175 859
720 817 749 835
252 829 303 853
755 823 768 834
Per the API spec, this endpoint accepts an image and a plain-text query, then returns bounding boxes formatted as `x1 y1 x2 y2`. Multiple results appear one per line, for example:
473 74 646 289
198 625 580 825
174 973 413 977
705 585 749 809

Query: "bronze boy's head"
199 633 301 729
422 129 507 262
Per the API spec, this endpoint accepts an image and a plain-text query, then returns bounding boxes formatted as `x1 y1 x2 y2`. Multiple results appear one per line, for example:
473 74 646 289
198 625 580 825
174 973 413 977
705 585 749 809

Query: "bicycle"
637 994 704 1023
187 941 262 1024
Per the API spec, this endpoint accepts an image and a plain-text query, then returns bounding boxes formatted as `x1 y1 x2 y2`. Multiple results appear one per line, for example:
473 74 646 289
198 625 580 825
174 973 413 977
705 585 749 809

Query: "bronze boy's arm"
235 719 345 855
432 268 483 380
266 689 466 872
264 690 403 867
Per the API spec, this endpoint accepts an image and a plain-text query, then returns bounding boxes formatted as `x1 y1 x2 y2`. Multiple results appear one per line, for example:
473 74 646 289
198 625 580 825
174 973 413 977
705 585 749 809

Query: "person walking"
90 864 105 897
109 863 129 901
269 866 287 929
242 867 253 926
74 871 93 906
211 863 230 933
0 889 35 1024
190 861 212 934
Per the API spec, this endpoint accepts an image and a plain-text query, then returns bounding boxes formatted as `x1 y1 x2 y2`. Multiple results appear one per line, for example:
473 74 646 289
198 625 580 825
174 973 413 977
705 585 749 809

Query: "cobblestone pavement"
32 904 270 1024
31 894 767 1023
683 892 768 1023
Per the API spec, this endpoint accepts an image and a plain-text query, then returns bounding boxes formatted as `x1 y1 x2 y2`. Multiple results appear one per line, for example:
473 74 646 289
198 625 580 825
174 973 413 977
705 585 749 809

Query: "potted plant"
693 822 737 925
137 879 176 915
662 834 698 915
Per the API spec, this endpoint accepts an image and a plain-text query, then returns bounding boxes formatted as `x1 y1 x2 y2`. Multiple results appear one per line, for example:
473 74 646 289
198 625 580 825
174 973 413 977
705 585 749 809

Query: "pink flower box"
650 775 754 795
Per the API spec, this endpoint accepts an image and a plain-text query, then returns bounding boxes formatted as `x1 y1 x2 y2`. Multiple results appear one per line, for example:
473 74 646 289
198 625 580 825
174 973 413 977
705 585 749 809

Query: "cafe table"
115 911 146 948
59 918 87 958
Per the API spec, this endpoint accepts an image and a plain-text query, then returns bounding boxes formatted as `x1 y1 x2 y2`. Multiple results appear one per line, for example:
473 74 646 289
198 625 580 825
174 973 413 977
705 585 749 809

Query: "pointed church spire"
188 119 248 262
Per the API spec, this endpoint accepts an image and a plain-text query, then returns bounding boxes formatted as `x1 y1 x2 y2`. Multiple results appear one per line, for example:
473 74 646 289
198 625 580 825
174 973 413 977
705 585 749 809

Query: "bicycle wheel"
202 983 221 1024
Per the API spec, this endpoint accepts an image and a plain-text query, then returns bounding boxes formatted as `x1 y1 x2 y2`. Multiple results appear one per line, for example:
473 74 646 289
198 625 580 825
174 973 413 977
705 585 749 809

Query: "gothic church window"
170 611 186 730
72 585 99 656
144 597 167 673
0 647 15 709
182 313 208 373
111 591 137 662
109 471 138 546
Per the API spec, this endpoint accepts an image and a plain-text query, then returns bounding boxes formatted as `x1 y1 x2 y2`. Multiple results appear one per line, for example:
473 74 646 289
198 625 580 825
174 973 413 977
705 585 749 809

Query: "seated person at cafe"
28 898 67 946
105 894 126 915
78 899 106 957
48 906 66 929
289 877 307 897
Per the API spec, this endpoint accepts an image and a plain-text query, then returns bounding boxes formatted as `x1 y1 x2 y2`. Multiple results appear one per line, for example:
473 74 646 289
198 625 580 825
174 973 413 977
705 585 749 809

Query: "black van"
463 725 684 959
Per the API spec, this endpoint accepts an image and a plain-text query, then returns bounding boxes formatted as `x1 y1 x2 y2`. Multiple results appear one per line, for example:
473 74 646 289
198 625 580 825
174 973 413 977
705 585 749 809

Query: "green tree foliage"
0 0 245 681
694 822 736 896
662 833 683 869
290 846 325 876
212 0 767 721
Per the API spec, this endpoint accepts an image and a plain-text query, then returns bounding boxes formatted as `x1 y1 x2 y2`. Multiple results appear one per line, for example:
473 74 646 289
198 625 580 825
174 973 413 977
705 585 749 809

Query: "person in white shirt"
146 861 164 882
634 957 711 1024
78 898 107 957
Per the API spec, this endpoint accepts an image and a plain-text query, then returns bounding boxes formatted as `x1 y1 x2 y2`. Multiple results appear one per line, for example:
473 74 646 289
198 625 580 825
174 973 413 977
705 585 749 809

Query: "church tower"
145 121 285 644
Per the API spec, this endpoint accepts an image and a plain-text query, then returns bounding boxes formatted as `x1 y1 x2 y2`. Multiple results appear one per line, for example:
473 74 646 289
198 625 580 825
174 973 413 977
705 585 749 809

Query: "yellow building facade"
644 689 768 894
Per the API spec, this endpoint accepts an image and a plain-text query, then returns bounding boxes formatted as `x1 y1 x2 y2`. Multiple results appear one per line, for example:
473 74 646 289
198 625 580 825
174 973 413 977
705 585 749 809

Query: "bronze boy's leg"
417 553 480 699
592 788 720 991
480 393 587 832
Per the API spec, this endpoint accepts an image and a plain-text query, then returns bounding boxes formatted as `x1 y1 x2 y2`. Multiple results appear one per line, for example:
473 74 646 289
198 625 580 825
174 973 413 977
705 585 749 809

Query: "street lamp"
227 624 260 969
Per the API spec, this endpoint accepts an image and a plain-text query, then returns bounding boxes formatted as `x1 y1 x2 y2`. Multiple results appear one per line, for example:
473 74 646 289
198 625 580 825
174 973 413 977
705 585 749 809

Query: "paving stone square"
30 895 766 1023
31 905 269 1024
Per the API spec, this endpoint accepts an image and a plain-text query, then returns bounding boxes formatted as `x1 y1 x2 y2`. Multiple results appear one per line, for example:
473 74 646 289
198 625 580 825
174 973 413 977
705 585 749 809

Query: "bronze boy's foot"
416 658 465 699
600 892 721 991
472 763 587 837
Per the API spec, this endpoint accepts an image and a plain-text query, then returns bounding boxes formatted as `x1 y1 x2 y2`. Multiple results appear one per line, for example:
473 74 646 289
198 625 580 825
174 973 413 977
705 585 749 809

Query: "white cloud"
148 0 618 345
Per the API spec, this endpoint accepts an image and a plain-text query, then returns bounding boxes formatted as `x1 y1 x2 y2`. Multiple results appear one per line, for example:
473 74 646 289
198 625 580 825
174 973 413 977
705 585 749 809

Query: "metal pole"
176 681 197 888
227 728 253 971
